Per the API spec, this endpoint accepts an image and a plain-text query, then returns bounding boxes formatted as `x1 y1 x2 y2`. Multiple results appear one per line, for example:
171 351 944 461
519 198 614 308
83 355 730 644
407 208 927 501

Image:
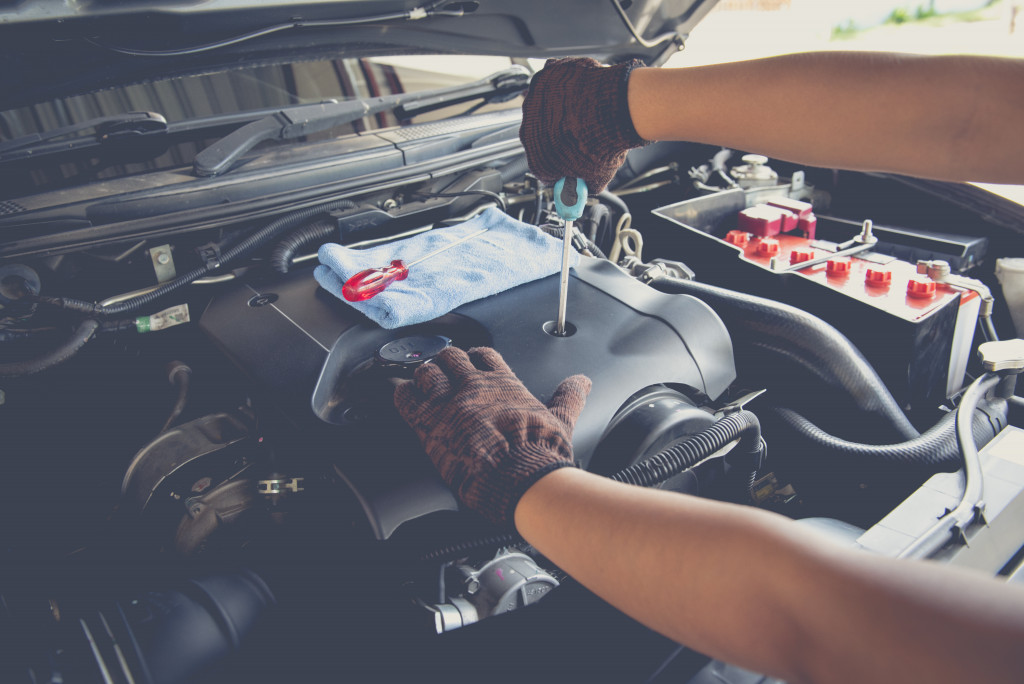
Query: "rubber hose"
649 275 919 440
611 410 764 488
0 318 99 378
419 533 518 562
159 361 192 433
775 403 1005 469
54 200 356 316
270 219 335 274
499 156 530 184
582 201 610 243
597 190 629 216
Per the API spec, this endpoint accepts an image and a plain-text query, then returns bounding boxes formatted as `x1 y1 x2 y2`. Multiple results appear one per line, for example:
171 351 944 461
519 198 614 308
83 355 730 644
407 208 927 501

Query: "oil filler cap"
376 335 451 368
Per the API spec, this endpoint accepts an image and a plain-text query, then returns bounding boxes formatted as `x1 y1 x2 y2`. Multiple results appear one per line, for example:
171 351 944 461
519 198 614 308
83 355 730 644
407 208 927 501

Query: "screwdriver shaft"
407 227 489 267
555 219 574 335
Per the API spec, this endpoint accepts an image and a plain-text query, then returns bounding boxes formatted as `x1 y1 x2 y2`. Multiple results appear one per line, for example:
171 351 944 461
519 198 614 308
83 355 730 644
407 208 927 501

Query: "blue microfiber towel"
315 207 578 329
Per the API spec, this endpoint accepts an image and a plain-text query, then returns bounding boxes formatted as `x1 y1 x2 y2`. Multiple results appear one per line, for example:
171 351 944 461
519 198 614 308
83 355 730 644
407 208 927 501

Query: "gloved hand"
394 346 591 526
519 57 648 193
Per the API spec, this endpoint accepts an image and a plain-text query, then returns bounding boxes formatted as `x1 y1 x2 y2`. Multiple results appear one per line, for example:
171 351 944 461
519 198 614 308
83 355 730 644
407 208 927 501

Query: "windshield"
1 55 525 196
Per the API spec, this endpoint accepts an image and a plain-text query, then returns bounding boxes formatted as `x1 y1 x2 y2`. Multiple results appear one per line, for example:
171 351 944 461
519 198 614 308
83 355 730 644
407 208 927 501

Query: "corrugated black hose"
419 410 764 561
775 401 1006 469
498 156 530 184
610 409 764 488
270 219 335 274
40 199 357 316
0 318 99 378
649 275 919 441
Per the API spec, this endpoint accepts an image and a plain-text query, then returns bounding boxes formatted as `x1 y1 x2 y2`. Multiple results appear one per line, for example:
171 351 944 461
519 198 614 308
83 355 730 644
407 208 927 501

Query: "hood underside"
0 0 717 110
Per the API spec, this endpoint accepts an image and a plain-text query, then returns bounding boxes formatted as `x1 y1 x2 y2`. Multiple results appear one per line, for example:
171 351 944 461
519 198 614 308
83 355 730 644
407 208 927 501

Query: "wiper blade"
0 112 167 162
192 65 530 177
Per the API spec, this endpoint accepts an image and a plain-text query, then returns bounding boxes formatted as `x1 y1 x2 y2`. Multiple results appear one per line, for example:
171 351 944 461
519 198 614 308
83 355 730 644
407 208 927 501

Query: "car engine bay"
3 105 1024 683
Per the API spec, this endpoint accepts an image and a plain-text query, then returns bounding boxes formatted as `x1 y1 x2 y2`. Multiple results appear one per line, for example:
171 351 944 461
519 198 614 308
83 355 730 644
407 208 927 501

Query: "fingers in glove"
547 374 592 432
392 379 422 420
467 347 513 374
432 346 485 385
413 359 453 397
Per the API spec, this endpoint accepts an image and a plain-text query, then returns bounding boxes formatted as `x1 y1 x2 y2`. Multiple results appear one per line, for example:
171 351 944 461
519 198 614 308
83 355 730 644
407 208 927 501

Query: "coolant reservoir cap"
377 335 451 367
978 339 1024 372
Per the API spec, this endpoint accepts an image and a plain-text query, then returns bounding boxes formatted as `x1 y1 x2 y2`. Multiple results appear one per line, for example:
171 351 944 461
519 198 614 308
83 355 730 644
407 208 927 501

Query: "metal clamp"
257 477 304 495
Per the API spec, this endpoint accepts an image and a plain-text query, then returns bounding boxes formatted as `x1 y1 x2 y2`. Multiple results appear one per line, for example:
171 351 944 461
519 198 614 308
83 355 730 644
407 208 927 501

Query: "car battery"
654 191 983 409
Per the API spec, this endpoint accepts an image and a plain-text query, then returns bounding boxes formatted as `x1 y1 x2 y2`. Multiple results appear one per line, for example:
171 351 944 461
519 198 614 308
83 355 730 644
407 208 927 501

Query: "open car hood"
0 0 718 109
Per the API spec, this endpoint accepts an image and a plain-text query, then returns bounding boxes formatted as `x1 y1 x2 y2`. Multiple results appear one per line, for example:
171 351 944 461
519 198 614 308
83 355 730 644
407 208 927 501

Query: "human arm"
627 51 1024 184
521 52 1024 187
395 347 1024 684
515 466 1024 684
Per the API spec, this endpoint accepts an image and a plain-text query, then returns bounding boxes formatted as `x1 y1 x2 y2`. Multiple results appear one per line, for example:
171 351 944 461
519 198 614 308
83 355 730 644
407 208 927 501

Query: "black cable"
419 534 519 562
0 319 99 378
610 410 764 489
538 223 607 259
270 219 336 274
35 200 356 316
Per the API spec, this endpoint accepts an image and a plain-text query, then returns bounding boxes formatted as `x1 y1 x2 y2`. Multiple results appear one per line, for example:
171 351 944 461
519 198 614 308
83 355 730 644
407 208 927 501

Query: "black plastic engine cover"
200 258 735 538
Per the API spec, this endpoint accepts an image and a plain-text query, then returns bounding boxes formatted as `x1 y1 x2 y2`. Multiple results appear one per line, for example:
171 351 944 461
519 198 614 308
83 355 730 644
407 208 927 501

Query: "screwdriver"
553 176 588 335
342 227 489 301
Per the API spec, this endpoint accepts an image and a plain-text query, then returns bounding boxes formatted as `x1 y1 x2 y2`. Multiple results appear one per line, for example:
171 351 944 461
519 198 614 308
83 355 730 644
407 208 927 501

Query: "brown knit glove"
394 347 591 526
519 57 648 193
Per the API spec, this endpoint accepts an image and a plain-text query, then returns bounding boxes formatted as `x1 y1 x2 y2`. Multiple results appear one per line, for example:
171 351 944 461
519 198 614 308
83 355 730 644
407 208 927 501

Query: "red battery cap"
790 249 815 265
907 277 937 298
725 230 750 247
826 259 851 277
865 268 892 287
756 238 781 256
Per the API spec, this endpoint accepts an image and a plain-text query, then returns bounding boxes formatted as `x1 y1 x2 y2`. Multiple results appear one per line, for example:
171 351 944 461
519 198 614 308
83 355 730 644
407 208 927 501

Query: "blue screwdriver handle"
553 177 588 221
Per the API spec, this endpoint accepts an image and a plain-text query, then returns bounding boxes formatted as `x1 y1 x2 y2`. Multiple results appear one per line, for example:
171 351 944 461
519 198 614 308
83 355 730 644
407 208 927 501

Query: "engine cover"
200 258 735 538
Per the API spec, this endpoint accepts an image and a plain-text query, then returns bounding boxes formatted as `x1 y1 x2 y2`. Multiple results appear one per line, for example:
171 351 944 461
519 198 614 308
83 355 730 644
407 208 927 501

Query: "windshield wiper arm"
0 112 167 162
192 65 530 177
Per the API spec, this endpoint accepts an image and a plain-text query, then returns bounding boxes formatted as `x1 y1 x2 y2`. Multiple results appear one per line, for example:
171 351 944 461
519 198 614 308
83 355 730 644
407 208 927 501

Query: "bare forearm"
514 468 1024 684
628 52 1024 183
